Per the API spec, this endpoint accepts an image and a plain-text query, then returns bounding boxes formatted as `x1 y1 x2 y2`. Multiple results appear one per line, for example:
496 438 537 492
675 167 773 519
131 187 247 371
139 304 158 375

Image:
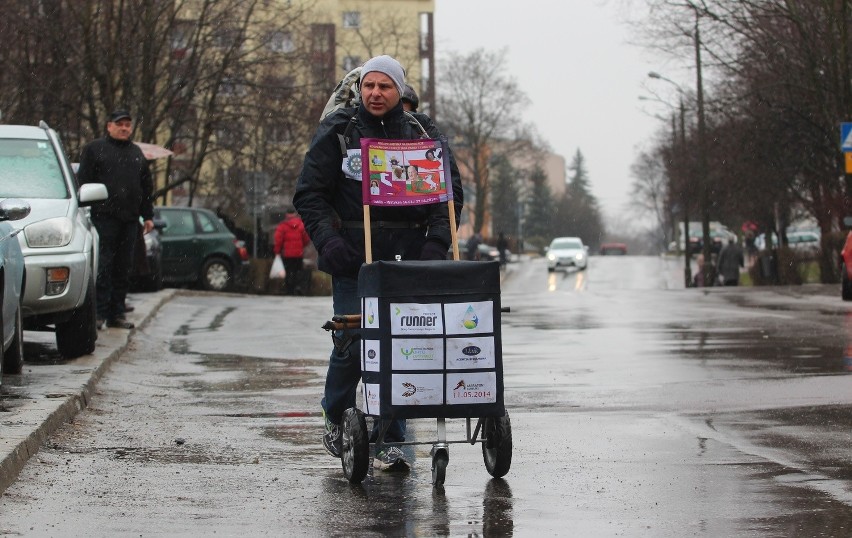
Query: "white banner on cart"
363 383 380 415
445 336 495 369
362 297 380 329
392 338 444 370
446 372 497 405
391 373 444 406
362 339 380 372
444 301 494 335
390 303 443 335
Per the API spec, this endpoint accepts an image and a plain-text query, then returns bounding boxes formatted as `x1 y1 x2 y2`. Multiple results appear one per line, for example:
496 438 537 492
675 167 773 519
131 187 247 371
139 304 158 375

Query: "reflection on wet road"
2 256 852 535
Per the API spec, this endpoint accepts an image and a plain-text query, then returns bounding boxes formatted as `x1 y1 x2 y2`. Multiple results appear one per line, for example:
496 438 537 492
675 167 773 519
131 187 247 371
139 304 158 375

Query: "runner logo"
454 380 465 390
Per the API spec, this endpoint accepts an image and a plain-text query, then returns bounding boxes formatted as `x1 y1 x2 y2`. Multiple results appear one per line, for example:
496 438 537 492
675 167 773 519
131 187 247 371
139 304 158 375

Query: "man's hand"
143 219 154 234
321 236 361 276
419 239 448 261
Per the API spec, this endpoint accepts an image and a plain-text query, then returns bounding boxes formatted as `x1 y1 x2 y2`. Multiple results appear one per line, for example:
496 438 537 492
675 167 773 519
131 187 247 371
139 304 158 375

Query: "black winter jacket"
293 101 463 276
77 135 154 223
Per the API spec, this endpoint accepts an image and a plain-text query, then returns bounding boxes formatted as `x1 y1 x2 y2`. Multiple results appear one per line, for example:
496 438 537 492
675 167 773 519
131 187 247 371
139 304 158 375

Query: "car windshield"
0 138 69 198
551 239 582 249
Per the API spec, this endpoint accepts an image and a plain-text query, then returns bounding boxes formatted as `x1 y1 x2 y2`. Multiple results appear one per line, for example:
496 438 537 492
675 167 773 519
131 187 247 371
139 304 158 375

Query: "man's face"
361 72 400 117
107 119 133 141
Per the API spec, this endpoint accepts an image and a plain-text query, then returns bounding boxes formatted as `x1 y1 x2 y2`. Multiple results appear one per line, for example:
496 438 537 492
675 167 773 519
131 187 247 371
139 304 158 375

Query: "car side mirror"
79 183 108 205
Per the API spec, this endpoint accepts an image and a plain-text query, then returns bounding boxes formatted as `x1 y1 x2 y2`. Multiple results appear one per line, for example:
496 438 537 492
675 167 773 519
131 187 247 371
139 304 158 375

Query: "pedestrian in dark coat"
77 109 154 329
717 238 744 286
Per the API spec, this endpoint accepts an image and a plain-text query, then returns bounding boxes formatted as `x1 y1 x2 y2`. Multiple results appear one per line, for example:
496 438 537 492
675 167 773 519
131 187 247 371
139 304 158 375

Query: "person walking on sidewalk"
293 54 463 472
77 109 154 330
273 207 311 295
717 237 744 286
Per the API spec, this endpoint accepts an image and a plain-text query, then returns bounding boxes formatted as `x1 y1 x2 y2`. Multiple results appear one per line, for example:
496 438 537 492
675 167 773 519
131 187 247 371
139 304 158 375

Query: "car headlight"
24 217 74 248
547 253 557 261
575 252 586 261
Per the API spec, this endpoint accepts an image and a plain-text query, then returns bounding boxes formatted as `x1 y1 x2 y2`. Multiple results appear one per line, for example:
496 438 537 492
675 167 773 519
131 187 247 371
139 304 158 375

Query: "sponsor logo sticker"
362 297 379 328
446 336 496 370
391 373 443 405
362 340 380 372
392 338 444 370
446 371 497 404
444 301 494 335
390 303 444 335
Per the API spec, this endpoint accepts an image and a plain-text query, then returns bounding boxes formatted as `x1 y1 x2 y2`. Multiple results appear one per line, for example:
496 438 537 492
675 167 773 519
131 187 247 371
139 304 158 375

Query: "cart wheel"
341 408 369 483
482 413 512 478
431 448 449 487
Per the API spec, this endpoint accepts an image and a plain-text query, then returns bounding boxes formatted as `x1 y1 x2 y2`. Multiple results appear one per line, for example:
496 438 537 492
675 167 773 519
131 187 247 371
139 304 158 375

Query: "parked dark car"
449 238 501 261
153 207 249 292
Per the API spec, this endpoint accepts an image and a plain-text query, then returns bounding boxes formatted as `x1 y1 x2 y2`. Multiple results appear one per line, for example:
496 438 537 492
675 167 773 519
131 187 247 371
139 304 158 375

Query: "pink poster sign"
360 137 452 207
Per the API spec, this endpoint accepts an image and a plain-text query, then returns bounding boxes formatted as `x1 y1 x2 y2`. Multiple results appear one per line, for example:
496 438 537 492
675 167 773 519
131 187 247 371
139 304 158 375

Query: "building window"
342 11 360 29
343 56 361 72
267 30 294 53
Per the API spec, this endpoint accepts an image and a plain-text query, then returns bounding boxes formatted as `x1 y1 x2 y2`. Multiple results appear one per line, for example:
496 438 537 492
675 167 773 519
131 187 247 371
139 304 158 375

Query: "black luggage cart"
329 259 512 486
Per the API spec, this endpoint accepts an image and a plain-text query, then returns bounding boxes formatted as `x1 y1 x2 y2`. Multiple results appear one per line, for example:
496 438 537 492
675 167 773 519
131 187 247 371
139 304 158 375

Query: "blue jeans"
322 276 406 443
93 216 138 320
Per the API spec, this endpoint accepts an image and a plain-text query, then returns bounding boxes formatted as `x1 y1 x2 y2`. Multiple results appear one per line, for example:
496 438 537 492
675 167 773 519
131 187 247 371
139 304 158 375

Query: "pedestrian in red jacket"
273 208 311 295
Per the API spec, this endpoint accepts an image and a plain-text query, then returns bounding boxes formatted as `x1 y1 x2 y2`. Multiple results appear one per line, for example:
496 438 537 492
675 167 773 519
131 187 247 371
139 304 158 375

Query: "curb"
0 288 177 494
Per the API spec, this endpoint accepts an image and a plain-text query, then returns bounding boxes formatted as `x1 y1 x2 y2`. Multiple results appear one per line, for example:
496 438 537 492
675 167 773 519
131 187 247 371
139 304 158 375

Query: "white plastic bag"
269 255 286 279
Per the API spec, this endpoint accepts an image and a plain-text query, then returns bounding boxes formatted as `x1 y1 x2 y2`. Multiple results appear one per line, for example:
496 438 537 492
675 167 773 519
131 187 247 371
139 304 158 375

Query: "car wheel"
2 302 24 375
56 273 97 358
843 264 852 301
200 258 232 292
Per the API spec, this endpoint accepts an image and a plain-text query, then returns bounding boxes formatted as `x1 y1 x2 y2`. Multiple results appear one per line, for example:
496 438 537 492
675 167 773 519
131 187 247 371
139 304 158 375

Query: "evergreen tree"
554 149 604 249
524 164 554 251
490 154 520 240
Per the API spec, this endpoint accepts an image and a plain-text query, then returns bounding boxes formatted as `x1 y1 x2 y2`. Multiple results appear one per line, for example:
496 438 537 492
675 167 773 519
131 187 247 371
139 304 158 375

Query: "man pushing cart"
294 55 511 485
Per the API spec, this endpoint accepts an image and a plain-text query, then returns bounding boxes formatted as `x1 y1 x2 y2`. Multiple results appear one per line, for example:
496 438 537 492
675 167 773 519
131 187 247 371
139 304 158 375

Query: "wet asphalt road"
2 255 852 536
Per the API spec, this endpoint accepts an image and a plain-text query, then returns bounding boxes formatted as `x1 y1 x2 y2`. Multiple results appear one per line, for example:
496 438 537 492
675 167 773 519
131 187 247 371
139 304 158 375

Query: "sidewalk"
0 288 178 493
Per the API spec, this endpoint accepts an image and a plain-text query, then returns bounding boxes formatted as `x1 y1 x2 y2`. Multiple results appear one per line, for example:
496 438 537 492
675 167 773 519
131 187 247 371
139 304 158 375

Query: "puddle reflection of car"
154 207 249 292
546 236 587 272
0 199 31 384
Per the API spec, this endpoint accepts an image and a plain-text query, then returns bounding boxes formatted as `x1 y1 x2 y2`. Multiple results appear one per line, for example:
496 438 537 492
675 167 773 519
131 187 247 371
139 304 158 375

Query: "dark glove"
321 236 361 276
419 239 449 261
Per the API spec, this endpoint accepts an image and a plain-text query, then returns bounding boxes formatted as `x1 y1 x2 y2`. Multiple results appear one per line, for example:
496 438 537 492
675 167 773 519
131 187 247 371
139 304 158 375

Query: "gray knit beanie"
360 55 405 96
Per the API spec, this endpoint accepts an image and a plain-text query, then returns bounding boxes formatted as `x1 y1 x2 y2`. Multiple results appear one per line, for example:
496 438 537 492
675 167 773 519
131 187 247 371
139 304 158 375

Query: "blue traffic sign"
841 123 852 150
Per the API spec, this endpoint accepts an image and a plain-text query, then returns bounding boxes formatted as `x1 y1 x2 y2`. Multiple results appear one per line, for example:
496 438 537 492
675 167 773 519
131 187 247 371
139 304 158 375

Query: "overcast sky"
434 0 668 229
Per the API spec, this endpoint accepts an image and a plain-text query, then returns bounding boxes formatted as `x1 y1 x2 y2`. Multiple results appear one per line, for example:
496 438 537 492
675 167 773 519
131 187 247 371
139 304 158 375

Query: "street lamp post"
648 72 692 287
693 14 713 288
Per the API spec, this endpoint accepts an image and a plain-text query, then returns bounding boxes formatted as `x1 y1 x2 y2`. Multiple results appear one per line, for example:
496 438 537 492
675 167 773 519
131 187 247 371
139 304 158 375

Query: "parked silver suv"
0 122 107 358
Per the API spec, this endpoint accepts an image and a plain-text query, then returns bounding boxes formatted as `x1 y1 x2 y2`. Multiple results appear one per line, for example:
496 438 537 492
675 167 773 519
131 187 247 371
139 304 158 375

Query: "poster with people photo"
360 137 453 207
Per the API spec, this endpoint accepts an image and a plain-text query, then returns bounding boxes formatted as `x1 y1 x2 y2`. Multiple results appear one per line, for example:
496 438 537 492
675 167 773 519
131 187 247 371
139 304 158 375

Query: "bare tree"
437 48 532 235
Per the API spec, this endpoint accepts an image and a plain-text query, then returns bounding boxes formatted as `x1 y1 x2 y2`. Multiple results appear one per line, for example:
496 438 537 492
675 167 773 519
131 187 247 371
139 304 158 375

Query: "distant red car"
840 231 852 300
599 243 627 256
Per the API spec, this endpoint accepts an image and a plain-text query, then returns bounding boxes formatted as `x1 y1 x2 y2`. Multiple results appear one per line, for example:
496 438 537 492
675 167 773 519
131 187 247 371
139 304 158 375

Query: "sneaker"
107 317 135 329
373 446 410 472
322 410 341 458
